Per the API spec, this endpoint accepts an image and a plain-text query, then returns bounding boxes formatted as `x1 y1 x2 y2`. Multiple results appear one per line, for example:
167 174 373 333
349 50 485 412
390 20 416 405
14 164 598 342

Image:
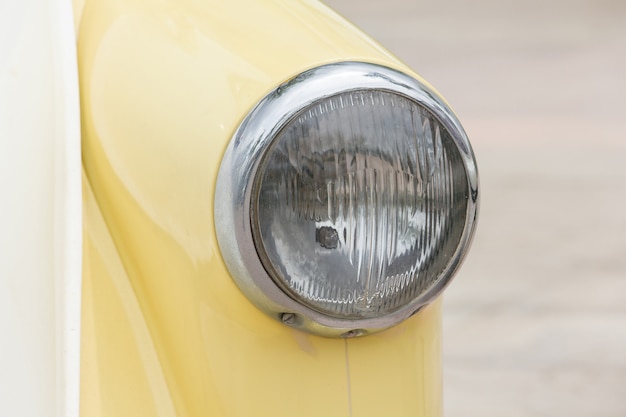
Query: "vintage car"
0 0 478 416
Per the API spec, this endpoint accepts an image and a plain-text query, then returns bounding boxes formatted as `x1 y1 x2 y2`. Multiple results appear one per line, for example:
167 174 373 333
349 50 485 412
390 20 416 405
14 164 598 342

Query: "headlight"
215 62 478 337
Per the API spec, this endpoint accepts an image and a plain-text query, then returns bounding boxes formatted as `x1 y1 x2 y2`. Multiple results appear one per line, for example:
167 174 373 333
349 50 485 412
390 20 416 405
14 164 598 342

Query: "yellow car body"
1 0 475 416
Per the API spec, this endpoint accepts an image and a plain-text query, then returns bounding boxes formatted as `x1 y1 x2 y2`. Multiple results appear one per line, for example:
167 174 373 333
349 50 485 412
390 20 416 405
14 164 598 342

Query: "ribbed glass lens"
252 90 468 319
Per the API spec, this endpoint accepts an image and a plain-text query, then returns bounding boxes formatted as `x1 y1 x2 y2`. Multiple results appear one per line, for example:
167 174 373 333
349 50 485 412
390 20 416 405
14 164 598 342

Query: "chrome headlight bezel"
214 62 478 337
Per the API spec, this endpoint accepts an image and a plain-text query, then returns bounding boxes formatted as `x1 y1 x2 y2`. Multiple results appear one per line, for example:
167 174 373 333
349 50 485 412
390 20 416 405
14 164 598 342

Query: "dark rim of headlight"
215 62 479 337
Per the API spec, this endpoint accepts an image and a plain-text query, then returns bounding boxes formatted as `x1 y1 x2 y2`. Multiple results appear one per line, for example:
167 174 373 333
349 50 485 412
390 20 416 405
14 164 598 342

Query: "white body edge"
0 1 82 416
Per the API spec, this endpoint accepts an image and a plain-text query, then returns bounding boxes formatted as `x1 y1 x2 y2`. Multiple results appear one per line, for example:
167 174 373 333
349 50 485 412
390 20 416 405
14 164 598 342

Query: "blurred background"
325 1 626 416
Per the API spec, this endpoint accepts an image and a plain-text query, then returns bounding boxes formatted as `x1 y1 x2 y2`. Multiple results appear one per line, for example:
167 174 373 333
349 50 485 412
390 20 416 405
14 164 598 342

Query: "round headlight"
215 62 478 337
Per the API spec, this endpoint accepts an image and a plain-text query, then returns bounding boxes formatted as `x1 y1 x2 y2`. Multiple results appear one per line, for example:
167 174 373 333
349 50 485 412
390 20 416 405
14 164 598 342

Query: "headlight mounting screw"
280 312 297 325
341 329 366 338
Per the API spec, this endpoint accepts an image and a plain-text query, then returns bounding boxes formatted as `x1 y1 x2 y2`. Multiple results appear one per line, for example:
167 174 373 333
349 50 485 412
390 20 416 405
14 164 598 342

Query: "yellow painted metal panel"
78 0 444 416
83 172 351 416
82 172 174 417
347 301 443 417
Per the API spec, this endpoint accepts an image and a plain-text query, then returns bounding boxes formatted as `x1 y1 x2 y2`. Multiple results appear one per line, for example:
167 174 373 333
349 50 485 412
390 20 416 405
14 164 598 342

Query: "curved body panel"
78 0 444 415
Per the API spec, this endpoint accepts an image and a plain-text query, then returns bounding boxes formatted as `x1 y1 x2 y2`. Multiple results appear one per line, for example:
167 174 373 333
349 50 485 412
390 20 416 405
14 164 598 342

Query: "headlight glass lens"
252 89 468 319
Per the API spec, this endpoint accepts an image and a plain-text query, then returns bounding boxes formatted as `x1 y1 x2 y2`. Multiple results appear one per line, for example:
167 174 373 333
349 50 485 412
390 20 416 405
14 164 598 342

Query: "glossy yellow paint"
347 302 443 417
78 0 444 416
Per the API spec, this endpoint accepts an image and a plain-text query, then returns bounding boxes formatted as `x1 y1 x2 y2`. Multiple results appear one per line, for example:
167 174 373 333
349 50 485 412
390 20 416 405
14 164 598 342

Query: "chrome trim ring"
214 62 479 337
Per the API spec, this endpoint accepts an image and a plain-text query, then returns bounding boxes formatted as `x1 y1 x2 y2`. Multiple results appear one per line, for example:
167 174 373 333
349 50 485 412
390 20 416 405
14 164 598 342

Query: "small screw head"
280 313 297 325
341 329 366 338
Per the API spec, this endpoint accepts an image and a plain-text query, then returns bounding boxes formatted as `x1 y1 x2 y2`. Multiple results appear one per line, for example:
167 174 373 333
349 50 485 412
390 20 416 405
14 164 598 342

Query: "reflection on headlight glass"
253 90 468 319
